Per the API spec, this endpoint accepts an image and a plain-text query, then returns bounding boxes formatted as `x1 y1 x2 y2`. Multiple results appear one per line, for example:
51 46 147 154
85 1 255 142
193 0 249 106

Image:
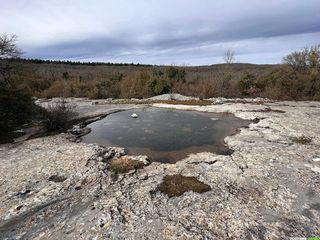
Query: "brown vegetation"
239 44 320 100
42 100 77 131
1 40 320 104
109 156 145 174
155 99 213 106
290 136 312 145
159 175 211 198
2 58 279 99
250 107 286 113
0 34 38 139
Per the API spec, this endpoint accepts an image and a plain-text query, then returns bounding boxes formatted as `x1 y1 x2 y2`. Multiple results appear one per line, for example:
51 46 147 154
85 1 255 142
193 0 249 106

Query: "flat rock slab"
1 100 320 239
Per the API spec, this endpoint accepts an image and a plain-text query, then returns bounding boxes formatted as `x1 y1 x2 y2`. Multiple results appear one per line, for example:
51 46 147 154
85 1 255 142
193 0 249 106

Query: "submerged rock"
68 125 91 136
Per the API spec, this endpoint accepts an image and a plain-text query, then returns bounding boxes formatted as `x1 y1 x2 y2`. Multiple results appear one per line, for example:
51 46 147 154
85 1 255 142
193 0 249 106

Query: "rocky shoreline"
1 99 320 239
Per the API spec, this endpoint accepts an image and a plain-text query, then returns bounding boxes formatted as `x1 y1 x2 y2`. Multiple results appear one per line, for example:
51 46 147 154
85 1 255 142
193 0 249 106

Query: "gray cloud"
1 0 319 65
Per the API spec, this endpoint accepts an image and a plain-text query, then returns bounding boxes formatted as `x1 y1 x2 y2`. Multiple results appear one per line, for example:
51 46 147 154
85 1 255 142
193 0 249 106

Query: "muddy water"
82 108 250 163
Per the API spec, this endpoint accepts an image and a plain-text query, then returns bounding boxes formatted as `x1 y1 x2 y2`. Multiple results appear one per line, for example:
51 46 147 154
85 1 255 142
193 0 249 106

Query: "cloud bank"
1 0 319 65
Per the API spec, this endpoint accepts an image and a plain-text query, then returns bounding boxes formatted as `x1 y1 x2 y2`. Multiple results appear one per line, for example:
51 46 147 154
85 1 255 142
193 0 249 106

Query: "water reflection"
82 108 250 163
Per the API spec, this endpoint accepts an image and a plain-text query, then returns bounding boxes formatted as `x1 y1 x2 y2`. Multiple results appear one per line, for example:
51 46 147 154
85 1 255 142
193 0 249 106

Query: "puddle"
82 108 250 163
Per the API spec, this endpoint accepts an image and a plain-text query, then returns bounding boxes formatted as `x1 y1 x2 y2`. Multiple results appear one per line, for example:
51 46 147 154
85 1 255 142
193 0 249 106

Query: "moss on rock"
159 174 211 198
109 156 145 174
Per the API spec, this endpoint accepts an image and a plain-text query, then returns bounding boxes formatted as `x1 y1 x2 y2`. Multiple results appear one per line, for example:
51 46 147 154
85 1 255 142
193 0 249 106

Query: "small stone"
48 175 67 183
312 157 320 162
16 205 23 211
214 98 224 105
97 156 104 162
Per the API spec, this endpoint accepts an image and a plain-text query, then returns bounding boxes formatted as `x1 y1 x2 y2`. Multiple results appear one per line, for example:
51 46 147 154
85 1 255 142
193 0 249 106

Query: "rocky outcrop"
1 101 320 239
149 94 199 101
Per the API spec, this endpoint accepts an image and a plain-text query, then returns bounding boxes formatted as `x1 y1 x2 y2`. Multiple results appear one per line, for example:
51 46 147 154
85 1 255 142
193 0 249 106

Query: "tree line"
9 58 153 67
1 33 320 138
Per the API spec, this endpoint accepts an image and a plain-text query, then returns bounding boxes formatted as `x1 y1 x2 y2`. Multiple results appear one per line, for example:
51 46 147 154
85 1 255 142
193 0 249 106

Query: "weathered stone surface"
149 93 199 101
36 98 146 119
68 125 91 136
1 100 320 239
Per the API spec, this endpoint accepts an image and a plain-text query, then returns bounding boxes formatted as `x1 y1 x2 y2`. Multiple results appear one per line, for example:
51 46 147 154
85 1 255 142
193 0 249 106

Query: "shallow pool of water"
82 108 250 163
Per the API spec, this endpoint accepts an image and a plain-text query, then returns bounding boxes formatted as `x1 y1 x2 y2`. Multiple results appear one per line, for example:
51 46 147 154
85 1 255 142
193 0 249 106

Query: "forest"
2 45 320 101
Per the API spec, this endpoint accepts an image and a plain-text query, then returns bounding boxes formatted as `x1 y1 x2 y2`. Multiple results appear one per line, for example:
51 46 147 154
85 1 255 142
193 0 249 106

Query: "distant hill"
2 58 279 83
1 57 319 100
0 58 285 99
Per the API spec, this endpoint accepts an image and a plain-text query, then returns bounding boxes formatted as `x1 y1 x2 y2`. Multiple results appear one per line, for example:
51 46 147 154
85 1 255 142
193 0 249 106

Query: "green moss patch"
159 174 211 198
109 157 145 174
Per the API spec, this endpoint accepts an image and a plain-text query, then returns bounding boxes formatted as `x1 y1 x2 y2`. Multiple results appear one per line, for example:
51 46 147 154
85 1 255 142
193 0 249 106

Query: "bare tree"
283 44 320 71
223 49 235 64
283 48 308 71
43 100 77 131
0 34 22 59
0 34 23 87
215 49 236 97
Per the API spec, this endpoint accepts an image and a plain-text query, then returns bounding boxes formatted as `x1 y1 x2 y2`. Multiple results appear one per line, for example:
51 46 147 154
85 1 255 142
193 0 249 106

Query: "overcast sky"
1 0 319 65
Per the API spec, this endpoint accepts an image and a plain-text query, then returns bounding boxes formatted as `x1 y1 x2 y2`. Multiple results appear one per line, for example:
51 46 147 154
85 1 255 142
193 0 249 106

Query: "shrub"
197 81 215 99
283 44 320 72
154 80 170 94
0 87 35 135
42 80 64 98
110 72 124 82
95 79 121 98
148 79 170 95
42 100 77 131
290 136 312 145
283 50 308 72
120 70 152 98
238 73 258 96
166 67 186 82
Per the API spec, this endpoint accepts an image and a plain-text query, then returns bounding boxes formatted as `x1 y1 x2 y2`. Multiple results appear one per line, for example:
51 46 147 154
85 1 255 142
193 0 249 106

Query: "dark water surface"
82 108 250 163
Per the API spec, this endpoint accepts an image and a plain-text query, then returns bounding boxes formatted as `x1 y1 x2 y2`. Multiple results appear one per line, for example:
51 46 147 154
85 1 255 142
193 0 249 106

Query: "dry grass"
109 156 145 174
155 99 212 106
109 99 213 106
159 174 211 198
250 107 285 113
48 175 67 182
290 136 312 145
